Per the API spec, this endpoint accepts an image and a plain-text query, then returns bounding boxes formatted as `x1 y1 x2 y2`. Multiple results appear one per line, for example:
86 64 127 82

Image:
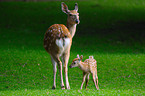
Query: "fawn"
70 55 99 90
43 2 80 89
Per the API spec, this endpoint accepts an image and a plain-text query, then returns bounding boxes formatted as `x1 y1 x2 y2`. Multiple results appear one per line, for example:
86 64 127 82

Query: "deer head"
69 54 83 68
61 2 80 25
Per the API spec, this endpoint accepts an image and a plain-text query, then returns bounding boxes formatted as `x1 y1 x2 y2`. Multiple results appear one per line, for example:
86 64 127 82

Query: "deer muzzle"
76 20 80 24
69 65 72 68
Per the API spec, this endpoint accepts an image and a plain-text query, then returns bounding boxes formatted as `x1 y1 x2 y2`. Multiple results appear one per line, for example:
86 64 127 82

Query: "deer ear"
77 54 80 59
61 2 70 14
74 3 78 12
80 55 83 60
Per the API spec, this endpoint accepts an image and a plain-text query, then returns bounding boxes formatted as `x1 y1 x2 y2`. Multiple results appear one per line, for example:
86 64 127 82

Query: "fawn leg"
81 72 87 89
85 73 90 89
93 73 98 90
96 74 99 90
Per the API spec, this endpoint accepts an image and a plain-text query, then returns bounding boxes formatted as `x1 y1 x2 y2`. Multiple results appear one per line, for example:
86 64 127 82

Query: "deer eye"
69 14 73 16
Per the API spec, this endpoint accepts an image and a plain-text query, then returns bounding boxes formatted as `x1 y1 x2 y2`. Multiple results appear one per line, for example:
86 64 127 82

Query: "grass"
0 0 145 95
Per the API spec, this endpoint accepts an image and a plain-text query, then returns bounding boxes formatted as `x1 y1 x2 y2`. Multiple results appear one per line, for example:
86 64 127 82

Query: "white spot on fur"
58 33 61 37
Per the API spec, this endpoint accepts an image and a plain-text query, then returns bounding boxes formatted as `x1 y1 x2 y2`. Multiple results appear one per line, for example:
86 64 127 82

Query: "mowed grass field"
0 0 145 95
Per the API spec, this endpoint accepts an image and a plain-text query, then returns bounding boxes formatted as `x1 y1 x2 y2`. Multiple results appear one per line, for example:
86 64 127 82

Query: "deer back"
84 58 97 73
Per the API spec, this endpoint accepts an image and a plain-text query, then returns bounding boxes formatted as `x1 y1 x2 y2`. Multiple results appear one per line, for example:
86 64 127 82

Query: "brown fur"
44 24 72 55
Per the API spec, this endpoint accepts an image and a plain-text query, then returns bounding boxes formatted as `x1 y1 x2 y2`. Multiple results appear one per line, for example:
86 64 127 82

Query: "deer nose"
76 20 79 24
69 65 72 68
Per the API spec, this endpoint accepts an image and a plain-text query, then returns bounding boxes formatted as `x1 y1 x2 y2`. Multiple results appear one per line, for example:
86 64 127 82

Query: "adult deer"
43 2 80 89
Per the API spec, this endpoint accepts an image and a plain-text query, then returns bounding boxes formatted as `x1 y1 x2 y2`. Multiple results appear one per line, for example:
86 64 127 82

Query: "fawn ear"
77 54 80 59
74 3 78 12
61 2 70 14
80 55 83 60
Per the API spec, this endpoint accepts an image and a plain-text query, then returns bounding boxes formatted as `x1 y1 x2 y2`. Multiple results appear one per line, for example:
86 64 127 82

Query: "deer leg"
85 73 90 89
53 55 65 89
96 73 99 90
51 56 57 89
57 60 65 89
81 72 87 89
93 73 98 90
62 52 70 89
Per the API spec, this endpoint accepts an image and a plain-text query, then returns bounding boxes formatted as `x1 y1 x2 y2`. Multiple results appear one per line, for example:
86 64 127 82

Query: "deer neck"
67 22 77 38
78 61 88 71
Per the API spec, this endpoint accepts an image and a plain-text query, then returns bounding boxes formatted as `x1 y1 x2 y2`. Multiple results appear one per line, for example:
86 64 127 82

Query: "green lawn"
0 1 145 95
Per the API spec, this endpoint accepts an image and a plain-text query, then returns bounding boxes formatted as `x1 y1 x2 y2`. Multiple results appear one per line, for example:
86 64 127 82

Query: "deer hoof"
52 86 56 89
66 86 70 89
61 86 65 89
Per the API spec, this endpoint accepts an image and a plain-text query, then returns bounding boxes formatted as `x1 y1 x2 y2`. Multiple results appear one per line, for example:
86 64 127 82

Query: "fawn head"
61 2 80 24
70 54 83 68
